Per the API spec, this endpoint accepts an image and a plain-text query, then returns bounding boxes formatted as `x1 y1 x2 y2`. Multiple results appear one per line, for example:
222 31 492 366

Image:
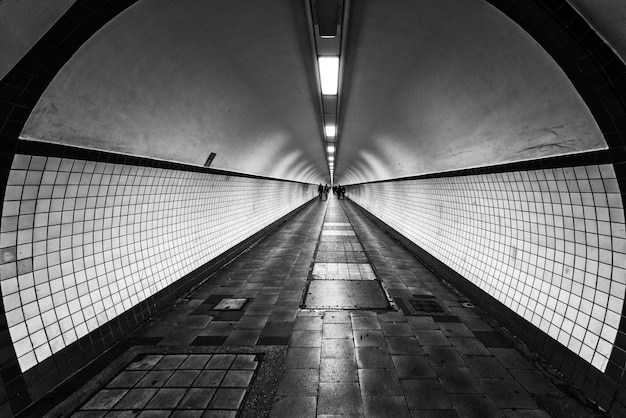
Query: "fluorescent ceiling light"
327 145 335 153
318 56 339 95
329 156 334 161
325 124 336 137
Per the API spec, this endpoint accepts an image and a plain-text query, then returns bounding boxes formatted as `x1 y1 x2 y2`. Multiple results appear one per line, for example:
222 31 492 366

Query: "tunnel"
0 0 625 416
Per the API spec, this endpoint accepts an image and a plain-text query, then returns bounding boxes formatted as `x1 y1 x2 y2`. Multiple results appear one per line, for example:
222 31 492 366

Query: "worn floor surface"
47 195 604 417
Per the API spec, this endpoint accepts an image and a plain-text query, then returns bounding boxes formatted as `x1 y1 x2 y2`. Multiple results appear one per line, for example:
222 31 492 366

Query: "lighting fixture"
318 56 339 95
327 145 335 153
325 124 336 137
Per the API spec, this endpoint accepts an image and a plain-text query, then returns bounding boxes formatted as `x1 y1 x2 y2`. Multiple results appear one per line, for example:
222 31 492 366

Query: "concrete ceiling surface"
21 0 326 183
335 0 606 184
14 0 611 184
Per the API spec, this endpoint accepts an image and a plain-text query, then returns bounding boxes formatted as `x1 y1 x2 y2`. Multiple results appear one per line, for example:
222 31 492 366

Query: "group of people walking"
318 183 345 200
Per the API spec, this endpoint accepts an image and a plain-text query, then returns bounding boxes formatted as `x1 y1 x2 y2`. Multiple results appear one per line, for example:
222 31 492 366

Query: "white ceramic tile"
0 155 316 371
350 164 624 372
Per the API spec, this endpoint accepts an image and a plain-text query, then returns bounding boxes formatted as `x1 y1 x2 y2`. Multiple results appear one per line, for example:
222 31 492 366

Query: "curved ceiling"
3 0 616 184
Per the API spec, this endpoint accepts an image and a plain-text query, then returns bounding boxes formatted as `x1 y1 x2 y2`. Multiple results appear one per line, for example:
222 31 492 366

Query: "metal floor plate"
303 280 390 309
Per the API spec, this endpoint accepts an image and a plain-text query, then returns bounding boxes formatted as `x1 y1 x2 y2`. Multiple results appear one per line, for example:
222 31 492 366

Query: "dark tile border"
350 198 624 415
38 345 287 418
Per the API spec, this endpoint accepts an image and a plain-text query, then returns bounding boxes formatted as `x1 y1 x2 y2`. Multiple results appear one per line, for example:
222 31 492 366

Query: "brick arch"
0 0 624 415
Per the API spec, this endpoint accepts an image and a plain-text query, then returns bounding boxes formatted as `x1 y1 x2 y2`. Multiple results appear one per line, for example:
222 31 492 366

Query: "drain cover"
303 280 389 309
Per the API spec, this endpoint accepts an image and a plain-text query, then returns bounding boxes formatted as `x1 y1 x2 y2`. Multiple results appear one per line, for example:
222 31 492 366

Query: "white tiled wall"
349 165 625 372
0 154 315 372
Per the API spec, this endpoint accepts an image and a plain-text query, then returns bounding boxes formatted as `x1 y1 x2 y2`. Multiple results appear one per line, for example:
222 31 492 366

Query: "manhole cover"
303 280 390 309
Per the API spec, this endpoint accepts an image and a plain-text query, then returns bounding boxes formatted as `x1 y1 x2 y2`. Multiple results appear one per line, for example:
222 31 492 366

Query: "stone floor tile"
434 367 483 394
106 371 148 388
410 409 459 417
286 347 321 369
163 370 201 387
180 354 213 370
260 321 294 337
220 370 254 388
270 396 317 418
320 357 358 382
171 410 205 418
178 387 216 409
236 315 268 330
501 410 551 417
406 316 440 330
113 388 157 409
413 330 450 346
323 311 352 323
323 323 353 339
294 316 323 331
508 369 561 395
401 379 452 409
355 347 394 368
359 369 403 396
386 337 424 355
192 370 226 387
489 348 534 369
153 355 188 370
463 355 512 378
177 316 213 329
440 323 475 338
223 329 261 346
479 379 537 409
448 337 492 355
392 355 436 379
145 388 186 409
362 396 411 418
318 382 363 415
276 369 319 396
381 322 413 337
208 388 247 410
206 354 236 369
449 394 502 418
290 330 323 347
137 410 172 418
269 309 298 322
351 316 381 330
378 312 407 323
322 339 355 358
231 354 258 370
200 322 238 336
244 304 274 316
353 330 387 348
137 371 175 388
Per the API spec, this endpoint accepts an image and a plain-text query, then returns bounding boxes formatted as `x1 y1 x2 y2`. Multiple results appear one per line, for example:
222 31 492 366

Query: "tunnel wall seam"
347 160 625 414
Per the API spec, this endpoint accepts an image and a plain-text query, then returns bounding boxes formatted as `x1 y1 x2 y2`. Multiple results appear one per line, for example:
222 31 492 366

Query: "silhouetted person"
318 183 324 199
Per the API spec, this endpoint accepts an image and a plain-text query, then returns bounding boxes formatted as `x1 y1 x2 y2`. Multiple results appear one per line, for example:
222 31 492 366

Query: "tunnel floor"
46 195 603 418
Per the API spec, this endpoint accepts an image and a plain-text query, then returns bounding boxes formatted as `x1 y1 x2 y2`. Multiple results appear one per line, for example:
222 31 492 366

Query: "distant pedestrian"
318 183 324 200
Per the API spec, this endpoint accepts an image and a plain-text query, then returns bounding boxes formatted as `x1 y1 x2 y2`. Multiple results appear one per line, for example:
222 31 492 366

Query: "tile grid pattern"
50 195 603 417
0 154 315 372
348 164 625 373
76 353 258 416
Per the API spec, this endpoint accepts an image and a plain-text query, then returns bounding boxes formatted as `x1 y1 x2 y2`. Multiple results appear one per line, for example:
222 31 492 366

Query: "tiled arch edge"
0 0 624 416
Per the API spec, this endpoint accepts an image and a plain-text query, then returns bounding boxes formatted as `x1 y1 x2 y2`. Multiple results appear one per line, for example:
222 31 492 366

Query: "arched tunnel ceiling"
7 0 613 184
